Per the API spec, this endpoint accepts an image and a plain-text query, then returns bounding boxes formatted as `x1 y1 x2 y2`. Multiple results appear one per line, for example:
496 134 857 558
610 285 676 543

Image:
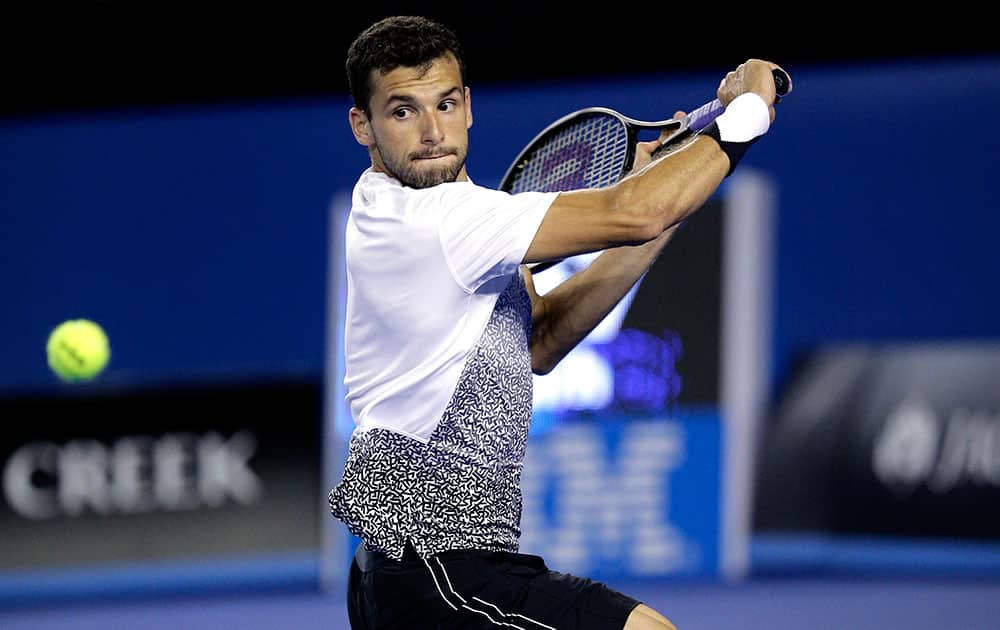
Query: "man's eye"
392 108 412 119
439 101 456 112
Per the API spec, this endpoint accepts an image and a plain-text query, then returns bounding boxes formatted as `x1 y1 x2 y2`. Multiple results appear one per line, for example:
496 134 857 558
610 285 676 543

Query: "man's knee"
623 603 678 630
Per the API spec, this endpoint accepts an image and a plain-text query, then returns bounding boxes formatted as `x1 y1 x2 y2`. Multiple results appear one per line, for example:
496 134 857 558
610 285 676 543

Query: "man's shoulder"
355 172 503 215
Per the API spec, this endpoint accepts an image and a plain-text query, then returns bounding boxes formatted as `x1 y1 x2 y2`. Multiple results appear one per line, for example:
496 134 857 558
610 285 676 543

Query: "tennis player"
328 15 789 630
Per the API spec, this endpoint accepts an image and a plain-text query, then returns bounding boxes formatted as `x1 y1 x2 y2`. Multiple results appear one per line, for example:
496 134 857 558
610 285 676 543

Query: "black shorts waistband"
354 542 533 573
354 542 422 572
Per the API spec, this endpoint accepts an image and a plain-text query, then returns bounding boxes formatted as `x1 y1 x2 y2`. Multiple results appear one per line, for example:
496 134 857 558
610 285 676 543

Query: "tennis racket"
501 68 790 274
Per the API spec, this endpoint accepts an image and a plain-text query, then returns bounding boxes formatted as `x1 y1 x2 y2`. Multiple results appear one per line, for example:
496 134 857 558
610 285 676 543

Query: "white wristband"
715 93 770 143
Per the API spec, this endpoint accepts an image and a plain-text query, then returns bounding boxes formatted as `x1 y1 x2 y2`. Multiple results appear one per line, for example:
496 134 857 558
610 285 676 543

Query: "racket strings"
508 115 629 193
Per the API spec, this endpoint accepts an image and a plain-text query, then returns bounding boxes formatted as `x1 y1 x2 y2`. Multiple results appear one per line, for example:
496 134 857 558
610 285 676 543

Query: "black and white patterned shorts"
347 542 642 629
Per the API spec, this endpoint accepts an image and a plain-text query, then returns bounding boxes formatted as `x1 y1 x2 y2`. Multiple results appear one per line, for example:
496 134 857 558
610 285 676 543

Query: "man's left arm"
525 117 690 375
526 224 676 375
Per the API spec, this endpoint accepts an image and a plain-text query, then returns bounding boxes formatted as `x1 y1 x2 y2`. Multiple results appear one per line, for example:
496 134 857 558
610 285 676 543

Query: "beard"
377 144 468 189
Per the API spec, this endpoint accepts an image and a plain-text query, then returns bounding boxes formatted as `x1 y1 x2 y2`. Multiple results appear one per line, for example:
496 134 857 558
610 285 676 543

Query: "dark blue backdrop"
3 56 999 396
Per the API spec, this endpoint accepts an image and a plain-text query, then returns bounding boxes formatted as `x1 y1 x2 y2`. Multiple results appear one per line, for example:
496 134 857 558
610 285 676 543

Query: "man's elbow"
531 350 559 376
531 358 554 376
609 183 669 243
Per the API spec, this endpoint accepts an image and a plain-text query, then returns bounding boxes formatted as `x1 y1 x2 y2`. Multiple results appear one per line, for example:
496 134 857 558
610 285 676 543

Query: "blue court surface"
1 576 998 629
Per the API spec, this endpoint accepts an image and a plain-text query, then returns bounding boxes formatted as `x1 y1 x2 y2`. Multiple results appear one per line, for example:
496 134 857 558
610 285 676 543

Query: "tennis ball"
46 319 111 383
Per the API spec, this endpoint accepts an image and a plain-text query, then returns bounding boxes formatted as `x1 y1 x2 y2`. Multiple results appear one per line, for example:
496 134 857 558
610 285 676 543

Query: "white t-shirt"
343 169 558 442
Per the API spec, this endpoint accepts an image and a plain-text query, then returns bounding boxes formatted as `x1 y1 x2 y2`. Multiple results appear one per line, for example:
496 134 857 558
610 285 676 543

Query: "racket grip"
687 67 791 132
687 100 725 132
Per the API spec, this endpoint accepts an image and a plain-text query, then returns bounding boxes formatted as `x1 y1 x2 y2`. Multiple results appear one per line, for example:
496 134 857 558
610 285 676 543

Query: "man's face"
350 54 472 188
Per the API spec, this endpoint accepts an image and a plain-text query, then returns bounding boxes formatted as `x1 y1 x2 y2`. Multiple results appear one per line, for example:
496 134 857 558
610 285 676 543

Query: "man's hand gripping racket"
500 64 791 274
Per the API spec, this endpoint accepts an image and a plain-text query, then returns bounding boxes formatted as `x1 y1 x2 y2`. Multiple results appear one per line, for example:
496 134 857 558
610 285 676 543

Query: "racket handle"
687 67 791 132
686 100 725 132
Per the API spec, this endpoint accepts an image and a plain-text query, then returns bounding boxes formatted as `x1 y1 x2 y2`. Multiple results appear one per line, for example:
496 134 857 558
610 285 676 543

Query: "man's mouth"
413 151 454 160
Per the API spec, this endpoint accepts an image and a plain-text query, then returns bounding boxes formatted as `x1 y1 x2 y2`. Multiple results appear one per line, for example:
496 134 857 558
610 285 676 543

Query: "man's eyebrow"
383 86 462 108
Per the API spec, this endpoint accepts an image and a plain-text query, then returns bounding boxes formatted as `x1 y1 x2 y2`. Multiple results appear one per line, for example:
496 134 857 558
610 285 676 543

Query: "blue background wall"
3 55 999 396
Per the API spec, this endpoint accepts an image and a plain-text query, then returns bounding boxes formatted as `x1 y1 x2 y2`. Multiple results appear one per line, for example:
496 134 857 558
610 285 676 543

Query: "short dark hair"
346 15 467 114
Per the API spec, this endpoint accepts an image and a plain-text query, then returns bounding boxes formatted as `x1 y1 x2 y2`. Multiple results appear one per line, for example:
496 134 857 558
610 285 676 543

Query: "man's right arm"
522 58 787 266
523 133 727 264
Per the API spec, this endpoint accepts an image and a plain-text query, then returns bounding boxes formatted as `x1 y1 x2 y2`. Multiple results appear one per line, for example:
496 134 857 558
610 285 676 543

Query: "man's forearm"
530 226 677 374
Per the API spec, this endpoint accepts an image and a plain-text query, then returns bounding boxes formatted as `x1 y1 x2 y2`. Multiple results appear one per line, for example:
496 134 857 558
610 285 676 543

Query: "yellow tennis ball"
46 319 111 383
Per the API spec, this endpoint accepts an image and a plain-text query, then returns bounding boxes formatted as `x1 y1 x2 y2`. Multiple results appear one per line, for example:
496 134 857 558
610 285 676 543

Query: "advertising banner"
754 343 1000 573
0 377 323 601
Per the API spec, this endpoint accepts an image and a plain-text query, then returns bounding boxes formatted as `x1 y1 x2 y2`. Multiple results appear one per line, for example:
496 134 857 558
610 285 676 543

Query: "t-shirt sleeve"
434 184 558 293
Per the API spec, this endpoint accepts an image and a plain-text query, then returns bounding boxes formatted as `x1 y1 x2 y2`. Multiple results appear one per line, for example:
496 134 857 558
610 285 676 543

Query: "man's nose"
420 113 445 144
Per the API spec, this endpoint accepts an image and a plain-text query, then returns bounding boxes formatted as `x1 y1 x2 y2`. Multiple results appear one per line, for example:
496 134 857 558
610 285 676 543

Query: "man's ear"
465 87 473 130
350 107 374 146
